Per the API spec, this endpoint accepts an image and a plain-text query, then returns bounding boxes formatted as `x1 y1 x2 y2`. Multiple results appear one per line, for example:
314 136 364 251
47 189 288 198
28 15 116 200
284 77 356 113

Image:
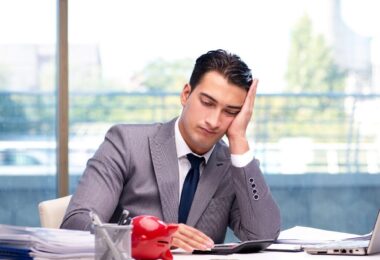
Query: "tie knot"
187 153 204 168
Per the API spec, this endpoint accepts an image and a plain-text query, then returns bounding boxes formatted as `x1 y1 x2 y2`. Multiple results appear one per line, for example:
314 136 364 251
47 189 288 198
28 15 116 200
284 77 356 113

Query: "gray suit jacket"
61 118 281 243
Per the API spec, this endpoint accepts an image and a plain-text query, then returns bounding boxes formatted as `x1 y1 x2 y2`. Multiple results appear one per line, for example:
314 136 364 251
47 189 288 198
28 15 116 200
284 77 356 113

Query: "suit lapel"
149 119 179 223
187 142 230 227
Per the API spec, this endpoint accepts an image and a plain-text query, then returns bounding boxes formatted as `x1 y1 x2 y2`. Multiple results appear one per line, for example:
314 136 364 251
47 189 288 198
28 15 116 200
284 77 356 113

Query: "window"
68 0 380 236
0 0 57 226
1 0 379 235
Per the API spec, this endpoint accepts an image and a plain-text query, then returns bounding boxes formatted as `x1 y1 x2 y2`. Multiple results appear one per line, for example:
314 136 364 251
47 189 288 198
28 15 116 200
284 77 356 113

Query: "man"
61 49 281 252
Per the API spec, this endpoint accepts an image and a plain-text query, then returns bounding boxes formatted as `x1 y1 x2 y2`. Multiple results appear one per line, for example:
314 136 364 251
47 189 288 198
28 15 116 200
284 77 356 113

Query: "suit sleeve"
228 158 281 241
60 126 128 230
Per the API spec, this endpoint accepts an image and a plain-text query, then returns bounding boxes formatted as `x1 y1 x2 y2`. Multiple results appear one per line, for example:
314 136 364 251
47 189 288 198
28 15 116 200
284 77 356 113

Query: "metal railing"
1 91 380 174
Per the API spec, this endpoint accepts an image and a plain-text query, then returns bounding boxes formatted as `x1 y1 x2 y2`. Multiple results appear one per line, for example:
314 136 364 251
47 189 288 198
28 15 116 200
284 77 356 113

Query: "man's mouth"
199 126 217 135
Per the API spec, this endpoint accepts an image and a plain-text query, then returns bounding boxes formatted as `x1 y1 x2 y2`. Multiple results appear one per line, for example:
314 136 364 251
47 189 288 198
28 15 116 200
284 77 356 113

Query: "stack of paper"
266 226 360 252
0 224 94 259
277 226 358 244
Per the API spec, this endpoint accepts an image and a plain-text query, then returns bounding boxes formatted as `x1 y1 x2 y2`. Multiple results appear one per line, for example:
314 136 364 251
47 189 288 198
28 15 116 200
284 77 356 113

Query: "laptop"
304 210 380 255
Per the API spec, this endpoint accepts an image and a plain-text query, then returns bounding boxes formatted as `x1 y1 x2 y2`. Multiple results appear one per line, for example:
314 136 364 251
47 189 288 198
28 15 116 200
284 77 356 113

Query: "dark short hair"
189 49 253 91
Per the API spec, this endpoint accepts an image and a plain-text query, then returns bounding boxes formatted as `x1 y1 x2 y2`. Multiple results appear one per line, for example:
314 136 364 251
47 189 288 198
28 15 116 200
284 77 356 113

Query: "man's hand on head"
171 224 214 252
226 79 258 155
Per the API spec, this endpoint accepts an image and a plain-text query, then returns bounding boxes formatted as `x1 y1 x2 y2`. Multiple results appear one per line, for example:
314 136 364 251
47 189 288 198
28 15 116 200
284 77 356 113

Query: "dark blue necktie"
178 153 204 224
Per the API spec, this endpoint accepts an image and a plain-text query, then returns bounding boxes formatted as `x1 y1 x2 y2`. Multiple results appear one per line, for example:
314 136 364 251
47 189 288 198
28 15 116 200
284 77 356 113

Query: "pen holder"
93 223 134 260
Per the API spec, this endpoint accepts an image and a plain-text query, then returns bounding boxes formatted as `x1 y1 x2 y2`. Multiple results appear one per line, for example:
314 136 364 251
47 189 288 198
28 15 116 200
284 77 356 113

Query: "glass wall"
68 0 380 236
0 0 57 226
1 0 379 234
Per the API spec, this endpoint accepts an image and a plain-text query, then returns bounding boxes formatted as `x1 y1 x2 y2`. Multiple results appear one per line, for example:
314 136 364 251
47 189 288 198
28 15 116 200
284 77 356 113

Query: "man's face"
179 71 247 155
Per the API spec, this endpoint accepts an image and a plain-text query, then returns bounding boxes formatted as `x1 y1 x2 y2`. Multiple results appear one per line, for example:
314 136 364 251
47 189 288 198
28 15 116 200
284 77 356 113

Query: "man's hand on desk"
171 224 214 252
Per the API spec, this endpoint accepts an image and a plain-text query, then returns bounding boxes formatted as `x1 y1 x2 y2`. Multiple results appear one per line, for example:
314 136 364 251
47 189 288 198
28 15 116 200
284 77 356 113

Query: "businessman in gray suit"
61 49 281 252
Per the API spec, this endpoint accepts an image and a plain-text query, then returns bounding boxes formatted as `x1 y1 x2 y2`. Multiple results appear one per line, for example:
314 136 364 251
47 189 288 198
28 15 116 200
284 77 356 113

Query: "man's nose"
205 109 221 129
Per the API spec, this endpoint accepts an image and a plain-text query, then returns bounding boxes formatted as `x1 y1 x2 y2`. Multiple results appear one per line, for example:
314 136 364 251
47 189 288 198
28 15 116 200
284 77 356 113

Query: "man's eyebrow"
199 92 217 102
199 92 242 110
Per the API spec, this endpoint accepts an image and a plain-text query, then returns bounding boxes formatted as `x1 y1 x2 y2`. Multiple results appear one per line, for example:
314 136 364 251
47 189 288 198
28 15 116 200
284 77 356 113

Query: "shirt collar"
175 118 214 163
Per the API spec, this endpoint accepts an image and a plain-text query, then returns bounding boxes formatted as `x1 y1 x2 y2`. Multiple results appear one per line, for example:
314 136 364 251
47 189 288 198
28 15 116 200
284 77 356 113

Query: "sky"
0 0 379 92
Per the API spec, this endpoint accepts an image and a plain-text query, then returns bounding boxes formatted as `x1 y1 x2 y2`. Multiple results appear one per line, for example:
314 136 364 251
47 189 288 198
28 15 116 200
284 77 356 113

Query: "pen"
118 209 131 226
90 211 125 260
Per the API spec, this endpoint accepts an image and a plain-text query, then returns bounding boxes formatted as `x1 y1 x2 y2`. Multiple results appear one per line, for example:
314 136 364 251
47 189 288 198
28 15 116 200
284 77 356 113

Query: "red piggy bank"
131 215 178 260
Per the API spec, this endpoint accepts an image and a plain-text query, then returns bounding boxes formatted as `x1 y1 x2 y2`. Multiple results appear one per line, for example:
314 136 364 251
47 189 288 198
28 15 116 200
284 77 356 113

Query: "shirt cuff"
231 149 254 168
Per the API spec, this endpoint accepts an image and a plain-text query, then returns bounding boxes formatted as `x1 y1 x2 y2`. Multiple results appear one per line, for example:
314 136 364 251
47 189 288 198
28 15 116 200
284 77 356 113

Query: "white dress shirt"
174 118 254 197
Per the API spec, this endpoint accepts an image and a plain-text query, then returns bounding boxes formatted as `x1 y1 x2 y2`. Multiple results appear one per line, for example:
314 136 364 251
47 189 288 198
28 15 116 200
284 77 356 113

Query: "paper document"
277 226 358 244
0 224 95 259
270 225 363 252
266 243 302 252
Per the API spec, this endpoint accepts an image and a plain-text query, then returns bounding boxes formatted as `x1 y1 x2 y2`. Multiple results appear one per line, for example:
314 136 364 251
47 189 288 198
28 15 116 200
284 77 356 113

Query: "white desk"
173 251 380 259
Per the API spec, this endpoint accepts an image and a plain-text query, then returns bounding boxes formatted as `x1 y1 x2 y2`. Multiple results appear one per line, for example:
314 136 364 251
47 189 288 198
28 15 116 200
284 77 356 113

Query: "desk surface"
173 251 380 259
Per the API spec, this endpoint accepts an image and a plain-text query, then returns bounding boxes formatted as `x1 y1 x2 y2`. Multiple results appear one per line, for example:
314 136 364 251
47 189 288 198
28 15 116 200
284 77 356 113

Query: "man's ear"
180 84 192 105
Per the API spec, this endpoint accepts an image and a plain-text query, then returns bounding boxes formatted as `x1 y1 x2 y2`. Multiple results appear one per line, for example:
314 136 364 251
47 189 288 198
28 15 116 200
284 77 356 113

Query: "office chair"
38 195 72 228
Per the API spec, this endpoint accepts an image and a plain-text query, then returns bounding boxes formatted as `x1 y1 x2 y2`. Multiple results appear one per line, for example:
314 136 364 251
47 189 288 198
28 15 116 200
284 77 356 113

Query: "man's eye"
225 110 240 116
201 100 213 106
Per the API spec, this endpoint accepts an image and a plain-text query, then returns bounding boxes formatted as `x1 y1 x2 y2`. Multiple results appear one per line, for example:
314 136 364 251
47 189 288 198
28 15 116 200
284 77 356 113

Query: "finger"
172 232 209 251
174 231 212 249
171 237 195 252
178 224 213 244
173 225 214 250
245 78 258 110
249 78 258 108
180 224 212 241
237 79 257 120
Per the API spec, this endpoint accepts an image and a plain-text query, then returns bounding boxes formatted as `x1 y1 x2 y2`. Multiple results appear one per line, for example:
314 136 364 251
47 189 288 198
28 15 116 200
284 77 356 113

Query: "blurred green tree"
278 14 348 143
285 15 346 92
135 58 193 92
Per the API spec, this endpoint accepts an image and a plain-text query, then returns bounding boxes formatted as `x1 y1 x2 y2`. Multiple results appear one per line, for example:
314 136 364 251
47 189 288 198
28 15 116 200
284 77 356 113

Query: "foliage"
69 93 180 129
285 15 346 93
133 58 193 92
279 15 349 142
0 93 31 136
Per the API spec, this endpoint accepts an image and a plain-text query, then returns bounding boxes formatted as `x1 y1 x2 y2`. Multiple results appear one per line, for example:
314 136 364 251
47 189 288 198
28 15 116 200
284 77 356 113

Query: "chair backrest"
38 195 72 228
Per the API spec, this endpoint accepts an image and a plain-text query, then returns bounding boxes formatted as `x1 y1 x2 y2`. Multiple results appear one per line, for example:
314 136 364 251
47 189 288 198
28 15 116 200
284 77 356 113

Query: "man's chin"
192 140 217 155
